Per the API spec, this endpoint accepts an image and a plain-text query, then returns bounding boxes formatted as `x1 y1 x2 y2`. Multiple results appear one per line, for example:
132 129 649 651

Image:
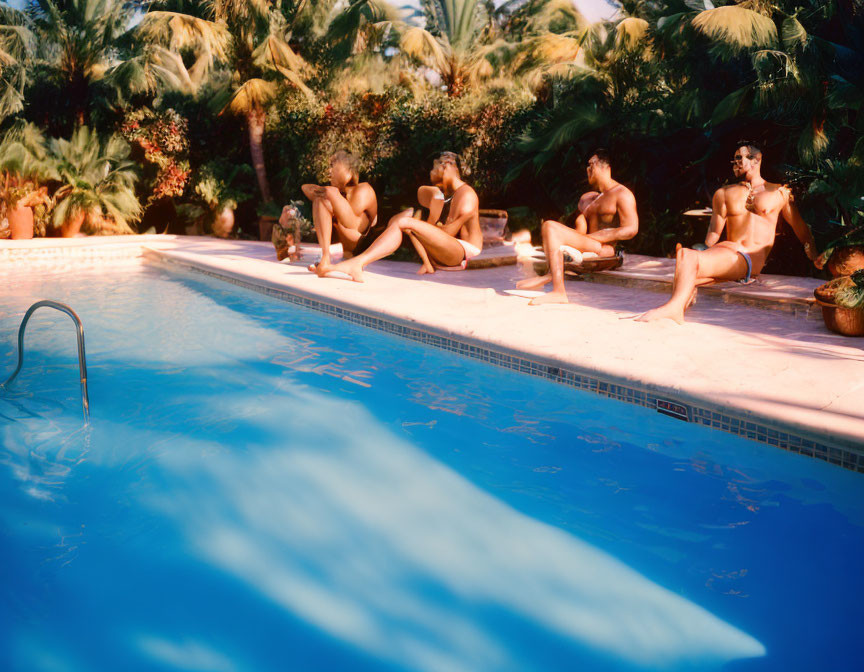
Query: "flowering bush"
120 108 191 207
267 89 534 210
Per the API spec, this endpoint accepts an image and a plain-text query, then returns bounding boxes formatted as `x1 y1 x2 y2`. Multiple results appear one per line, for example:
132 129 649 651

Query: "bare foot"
636 304 684 324
320 259 364 282
417 263 435 275
530 290 569 305
517 274 551 290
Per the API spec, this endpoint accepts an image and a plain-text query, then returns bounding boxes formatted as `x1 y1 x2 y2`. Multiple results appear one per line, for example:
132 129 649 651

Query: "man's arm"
573 192 597 234
301 183 325 201
705 188 728 247
780 190 819 263
416 186 444 224
417 186 442 209
587 189 639 243
440 190 479 238
573 213 588 235
321 184 375 230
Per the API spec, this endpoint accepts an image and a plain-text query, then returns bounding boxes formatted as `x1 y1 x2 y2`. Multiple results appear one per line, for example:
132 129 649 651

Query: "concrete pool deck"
4 235 864 468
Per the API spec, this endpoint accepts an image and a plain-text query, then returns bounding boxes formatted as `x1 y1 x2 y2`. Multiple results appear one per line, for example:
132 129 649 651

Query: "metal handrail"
1 300 90 423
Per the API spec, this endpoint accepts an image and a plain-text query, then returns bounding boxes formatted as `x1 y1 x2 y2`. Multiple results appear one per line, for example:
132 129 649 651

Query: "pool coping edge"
142 247 864 474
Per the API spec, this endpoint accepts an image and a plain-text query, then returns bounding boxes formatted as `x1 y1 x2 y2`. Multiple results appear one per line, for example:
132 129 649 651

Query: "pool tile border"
150 253 864 474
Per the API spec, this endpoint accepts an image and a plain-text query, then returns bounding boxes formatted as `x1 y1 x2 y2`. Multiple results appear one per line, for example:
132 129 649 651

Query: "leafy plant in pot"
184 161 253 238
0 124 51 239
814 270 864 337
795 159 864 276
43 126 142 236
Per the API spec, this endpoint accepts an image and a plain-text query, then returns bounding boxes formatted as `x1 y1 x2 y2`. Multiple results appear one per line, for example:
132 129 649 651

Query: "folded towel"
559 245 583 264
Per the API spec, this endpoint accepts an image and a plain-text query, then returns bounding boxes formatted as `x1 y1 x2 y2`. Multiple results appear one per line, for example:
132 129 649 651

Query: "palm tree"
688 0 864 164
12 0 132 126
0 5 33 122
506 10 659 177
400 0 498 95
135 1 316 203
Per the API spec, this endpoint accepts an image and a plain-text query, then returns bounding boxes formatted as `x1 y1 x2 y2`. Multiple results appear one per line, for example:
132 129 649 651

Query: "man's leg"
309 197 335 272
637 245 746 323
407 231 435 275
325 188 369 255
318 214 409 281
322 216 464 282
530 220 614 305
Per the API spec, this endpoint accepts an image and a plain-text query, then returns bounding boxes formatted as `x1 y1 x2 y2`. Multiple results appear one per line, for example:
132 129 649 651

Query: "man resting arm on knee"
638 142 818 324
518 148 639 305
318 152 481 282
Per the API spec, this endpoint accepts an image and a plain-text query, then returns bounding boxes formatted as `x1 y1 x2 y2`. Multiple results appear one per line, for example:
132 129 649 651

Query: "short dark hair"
330 149 360 185
735 141 762 159
434 150 469 176
330 149 360 173
435 151 461 173
590 148 613 169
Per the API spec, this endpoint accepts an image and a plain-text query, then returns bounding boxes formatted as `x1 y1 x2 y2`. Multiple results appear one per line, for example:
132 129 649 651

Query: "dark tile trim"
150 253 864 474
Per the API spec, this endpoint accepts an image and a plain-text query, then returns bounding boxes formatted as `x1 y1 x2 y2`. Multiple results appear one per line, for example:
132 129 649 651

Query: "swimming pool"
2 265 862 671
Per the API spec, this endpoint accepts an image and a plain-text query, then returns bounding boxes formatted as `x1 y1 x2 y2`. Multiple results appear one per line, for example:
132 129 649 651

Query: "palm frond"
781 15 807 52
252 36 315 99
136 11 229 60
711 83 753 124
400 25 451 73
798 120 830 164
224 77 276 115
614 17 651 54
691 6 778 54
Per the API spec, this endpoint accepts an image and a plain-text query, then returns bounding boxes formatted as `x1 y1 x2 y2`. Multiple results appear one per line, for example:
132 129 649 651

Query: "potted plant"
814 270 864 336
44 126 142 236
796 159 864 276
187 161 253 238
0 124 52 239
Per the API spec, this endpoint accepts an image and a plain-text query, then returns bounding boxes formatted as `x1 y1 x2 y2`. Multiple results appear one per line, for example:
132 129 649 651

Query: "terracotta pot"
212 207 235 238
814 280 864 336
60 211 86 238
8 205 34 239
816 300 864 336
827 245 864 277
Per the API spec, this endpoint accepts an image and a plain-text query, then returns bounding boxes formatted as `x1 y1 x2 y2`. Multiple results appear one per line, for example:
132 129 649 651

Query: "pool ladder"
1 300 90 423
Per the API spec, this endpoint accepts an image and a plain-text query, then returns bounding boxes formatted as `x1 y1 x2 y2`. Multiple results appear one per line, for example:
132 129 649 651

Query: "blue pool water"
1 265 862 672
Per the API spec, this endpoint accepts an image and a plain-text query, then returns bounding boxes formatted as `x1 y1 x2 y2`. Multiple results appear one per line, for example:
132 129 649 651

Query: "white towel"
559 245 583 264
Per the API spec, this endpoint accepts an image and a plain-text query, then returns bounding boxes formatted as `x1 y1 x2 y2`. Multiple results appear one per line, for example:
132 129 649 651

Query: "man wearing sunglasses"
517 149 639 305
638 142 819 323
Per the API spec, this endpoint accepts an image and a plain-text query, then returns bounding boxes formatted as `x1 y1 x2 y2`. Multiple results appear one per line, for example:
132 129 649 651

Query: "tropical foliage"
0 0 861 270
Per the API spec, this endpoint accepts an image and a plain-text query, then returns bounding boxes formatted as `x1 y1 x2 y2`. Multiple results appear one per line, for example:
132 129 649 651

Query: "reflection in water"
147 390 764 672
137 636 238 672
4 266 861 672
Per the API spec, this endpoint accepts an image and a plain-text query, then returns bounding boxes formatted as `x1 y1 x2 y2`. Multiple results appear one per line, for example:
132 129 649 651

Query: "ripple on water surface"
1 266 863 672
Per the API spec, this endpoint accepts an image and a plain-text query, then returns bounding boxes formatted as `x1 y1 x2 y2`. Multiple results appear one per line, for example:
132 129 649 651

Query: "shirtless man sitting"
318 152 481 282
517 149 639 305
302 150 377 272
638 142 819 324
